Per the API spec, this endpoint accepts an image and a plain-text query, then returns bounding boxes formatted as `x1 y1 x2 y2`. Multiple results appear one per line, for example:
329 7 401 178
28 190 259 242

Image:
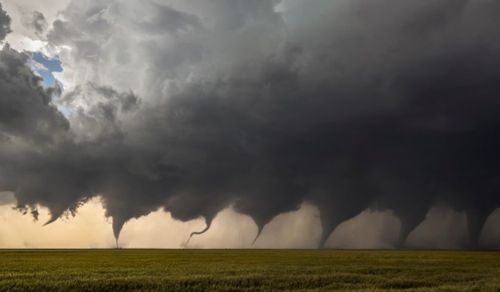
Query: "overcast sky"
0 0 499 249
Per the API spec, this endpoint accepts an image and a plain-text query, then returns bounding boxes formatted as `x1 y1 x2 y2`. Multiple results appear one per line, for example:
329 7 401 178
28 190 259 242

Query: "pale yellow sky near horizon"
1 193 499 249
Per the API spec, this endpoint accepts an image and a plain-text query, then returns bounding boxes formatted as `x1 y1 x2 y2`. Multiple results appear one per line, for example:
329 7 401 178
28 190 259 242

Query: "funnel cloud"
0 0 500 248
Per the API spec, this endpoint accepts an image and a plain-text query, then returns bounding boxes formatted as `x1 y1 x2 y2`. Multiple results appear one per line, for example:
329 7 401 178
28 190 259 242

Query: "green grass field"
0 250 499 291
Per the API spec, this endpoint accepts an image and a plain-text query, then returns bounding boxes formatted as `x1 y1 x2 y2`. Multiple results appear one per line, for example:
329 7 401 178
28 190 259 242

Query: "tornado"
0 0 500 249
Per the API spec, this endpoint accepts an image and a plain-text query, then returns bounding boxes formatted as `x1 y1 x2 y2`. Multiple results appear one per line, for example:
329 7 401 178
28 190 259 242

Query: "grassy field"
0 250 499 291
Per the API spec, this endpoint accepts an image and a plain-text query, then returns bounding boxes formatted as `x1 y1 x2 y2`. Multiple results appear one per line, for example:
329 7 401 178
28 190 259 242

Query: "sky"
0 0 499 249
31 52 62 87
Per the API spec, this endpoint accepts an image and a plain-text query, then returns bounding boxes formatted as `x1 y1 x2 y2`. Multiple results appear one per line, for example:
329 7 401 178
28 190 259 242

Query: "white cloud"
2 0 69 52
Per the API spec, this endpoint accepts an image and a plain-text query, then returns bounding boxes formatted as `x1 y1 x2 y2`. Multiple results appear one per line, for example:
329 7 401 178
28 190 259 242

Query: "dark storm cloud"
0 46 68 142
0 192 15 205
1 0 500 248
0 2 10 41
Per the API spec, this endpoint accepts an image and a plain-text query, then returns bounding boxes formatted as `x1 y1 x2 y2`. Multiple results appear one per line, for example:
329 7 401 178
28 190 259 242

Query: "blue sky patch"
31 52 63 89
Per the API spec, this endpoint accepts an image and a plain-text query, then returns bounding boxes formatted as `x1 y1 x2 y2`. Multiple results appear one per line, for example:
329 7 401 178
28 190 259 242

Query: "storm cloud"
24 11 48 36
0 0 500 248
0 2 10 41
